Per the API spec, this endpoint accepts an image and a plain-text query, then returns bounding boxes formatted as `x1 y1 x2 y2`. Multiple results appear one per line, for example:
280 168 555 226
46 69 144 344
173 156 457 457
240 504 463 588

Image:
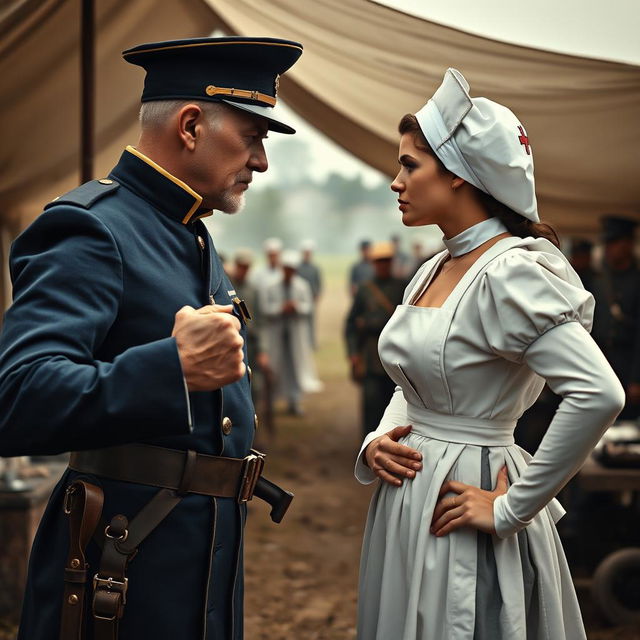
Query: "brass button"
197 235 205 251
254 414 259 430
70 558 80 568
206 85 216 96
222 416 233 435
98 179 113 185
68 594 79 605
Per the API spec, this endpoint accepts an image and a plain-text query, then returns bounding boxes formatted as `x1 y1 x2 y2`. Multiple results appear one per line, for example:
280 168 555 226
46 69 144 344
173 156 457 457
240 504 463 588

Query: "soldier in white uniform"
252 236 284 293
263 250 322 415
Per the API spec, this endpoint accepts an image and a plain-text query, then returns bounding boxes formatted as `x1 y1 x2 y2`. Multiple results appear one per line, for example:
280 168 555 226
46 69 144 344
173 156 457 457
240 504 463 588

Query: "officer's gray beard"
217 191 246 215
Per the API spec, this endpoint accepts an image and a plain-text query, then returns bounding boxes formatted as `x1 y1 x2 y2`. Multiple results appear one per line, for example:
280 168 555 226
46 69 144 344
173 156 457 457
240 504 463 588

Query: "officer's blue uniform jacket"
0 146 256 639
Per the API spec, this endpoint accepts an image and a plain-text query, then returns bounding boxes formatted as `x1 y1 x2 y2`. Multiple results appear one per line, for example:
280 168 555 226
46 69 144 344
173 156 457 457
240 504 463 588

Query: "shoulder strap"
45 180 120 211
365 281 395 314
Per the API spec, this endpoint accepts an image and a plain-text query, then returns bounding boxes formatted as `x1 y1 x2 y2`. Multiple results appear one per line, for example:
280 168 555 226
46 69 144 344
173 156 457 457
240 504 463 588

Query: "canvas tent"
1 0 639 291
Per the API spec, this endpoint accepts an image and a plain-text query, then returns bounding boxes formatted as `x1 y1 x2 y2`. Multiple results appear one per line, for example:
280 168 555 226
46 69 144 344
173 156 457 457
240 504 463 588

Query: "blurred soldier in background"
253 236 283 291
406 237 429 278
569 238 597 292
349 239 374 296
297 239 323 348
568 237 609 347
232 249 273 439
592 215 640 419
345 242 405 438
263 250 322 416
390 233 410 280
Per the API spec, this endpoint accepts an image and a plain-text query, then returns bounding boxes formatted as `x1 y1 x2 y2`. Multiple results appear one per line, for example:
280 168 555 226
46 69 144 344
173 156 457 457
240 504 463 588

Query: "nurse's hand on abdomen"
364 425 423 486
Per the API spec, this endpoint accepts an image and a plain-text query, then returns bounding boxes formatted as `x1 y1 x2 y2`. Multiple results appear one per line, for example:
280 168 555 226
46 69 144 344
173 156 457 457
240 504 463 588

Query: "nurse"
355 69 624 639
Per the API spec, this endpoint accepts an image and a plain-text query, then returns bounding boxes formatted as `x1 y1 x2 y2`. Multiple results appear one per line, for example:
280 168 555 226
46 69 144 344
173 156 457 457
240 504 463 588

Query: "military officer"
592 215 640 419
345 242 406 438
0 36 302 640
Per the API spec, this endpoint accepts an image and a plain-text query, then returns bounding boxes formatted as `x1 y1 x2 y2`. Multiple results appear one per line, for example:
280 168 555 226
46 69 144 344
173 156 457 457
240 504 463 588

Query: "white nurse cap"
415 69 539 223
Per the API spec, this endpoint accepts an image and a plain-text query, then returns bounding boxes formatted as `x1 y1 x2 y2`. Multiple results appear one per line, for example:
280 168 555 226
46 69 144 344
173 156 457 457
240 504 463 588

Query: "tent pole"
80 0 95 183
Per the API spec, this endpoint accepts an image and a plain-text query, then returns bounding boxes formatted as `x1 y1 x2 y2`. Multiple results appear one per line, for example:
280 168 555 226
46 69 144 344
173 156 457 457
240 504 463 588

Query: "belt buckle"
92 574 128 620
237 450 265 503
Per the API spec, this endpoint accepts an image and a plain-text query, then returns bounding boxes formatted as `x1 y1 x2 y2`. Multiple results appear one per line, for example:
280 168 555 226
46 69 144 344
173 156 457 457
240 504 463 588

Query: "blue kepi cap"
122 36 303 134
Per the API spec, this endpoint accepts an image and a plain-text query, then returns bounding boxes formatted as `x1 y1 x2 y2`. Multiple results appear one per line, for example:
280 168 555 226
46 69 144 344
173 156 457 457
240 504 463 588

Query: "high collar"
109 146 212 225
442 217 509 257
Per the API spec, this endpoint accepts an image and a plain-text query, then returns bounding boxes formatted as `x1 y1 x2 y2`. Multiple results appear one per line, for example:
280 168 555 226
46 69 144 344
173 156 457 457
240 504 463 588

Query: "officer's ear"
176 104 203 151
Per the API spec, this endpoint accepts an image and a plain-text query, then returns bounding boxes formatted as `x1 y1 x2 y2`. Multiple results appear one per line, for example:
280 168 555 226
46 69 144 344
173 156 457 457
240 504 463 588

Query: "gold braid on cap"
205 85 276 106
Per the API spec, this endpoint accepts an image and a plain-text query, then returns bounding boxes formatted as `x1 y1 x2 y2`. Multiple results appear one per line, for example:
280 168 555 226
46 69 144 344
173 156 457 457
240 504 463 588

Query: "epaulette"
44 179 120 211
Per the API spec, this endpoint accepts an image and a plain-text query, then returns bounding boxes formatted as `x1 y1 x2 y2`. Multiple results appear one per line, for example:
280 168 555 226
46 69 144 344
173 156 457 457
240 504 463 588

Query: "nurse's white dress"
355 235 625 640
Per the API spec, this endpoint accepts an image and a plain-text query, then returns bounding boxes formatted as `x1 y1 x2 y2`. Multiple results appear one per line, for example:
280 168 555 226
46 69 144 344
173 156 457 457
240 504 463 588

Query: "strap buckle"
237 450 265 503
63 484 76 515
92 574 128 620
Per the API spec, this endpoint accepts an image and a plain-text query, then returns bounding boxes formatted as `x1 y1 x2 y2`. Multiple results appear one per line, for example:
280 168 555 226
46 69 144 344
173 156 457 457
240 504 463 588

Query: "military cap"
122 36 303 134
570 238 593 254
601 215 638 243
263 237 283 252
369 242 395 261
234 248 254 265
416 69 538 222
281 249 301 269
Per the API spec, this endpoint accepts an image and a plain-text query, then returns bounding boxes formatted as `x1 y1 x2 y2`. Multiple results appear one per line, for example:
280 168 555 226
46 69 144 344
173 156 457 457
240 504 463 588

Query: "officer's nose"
249 144 268 173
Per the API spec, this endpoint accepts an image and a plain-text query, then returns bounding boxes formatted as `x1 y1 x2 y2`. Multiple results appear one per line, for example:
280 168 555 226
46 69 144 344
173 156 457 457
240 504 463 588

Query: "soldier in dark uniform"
349 239 374 296
569 238 597 292
345 242 406 438
592 215 640 420
0 37 302 640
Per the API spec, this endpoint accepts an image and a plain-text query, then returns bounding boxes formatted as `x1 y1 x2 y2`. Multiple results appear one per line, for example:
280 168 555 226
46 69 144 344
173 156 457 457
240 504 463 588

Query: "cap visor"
221 100 296 134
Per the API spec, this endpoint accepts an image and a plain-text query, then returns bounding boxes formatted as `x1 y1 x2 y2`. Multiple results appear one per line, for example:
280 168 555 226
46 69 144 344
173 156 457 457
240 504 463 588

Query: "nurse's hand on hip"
364 425 423 486
430 466 509 536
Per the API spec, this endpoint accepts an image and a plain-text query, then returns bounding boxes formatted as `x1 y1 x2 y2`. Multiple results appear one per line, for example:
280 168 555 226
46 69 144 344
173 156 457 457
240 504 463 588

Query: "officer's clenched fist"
172 304 245 391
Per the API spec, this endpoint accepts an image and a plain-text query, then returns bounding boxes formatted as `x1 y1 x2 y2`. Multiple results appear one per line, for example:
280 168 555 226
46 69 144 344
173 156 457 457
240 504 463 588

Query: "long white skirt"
357 427 586 640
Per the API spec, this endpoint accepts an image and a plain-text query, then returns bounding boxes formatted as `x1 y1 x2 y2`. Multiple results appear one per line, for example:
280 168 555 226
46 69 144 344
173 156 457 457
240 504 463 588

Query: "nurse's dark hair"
398 114 559 247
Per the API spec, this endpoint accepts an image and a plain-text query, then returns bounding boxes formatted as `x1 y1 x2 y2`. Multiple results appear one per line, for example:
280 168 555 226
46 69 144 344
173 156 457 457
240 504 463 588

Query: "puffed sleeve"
477 248 595 361
477 248 625 538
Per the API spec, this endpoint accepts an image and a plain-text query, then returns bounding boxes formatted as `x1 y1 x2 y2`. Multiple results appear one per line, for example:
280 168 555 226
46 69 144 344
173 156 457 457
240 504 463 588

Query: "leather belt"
69 444 265 503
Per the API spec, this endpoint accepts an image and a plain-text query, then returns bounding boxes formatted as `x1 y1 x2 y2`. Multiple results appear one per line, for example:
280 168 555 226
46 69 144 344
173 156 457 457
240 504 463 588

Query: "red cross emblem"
518 126 531 155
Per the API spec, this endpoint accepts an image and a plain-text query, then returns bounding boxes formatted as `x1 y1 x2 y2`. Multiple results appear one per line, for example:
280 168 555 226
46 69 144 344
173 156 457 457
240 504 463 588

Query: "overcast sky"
256 0 639 189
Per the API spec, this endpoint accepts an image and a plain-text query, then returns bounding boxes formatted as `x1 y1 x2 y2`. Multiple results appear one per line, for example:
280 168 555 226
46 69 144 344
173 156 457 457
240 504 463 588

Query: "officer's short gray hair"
139 100 226 131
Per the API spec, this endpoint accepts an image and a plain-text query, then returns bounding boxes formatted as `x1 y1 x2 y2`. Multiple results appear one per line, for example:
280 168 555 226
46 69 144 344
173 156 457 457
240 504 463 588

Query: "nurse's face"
391 133 456 227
